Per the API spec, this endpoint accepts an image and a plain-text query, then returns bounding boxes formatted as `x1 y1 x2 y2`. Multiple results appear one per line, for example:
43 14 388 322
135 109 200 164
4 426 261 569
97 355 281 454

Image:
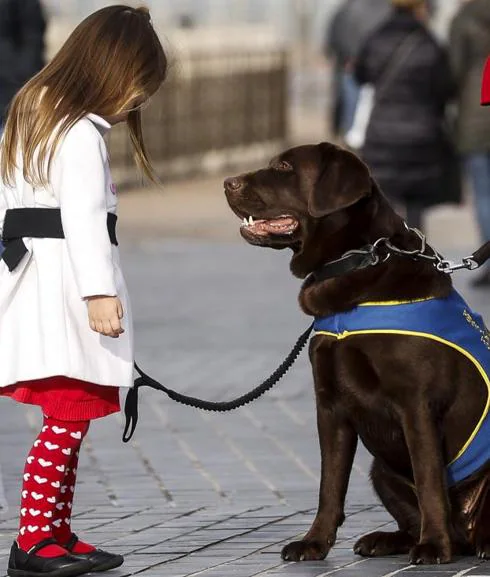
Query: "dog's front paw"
409 541 452 565
281 539 330 562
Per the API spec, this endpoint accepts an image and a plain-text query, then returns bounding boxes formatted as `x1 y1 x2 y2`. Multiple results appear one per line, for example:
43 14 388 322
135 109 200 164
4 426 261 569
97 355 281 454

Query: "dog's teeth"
242 218 248 227
248 216 254 225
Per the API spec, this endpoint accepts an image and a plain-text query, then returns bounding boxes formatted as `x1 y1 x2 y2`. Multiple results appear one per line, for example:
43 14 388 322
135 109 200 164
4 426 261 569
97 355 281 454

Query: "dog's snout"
224 177 243 192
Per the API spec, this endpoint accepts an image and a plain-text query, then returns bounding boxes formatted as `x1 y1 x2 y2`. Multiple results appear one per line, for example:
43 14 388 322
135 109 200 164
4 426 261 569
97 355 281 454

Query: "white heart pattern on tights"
44 442 59 451
52 519 62 528
34 440 41 447
67 503 72 509
72 468 77 475
41 526 50 532
52 426 67 435
43 511 53 518
31 492 43 501
23 473 30 481
38 459 52 468
20 508 27 517
70 486 74 492
51 481 60 489
27 456 34 464
27 526 38 533
70 431 82 440
62 449 71 456
42 426 48 432
56 465 65 473
64 518 71 525
19 527 26 535
34 475 47 485
60 486 67 494
22 490 28 499
29 509 41 517
47 497 56 504
56 503 64 510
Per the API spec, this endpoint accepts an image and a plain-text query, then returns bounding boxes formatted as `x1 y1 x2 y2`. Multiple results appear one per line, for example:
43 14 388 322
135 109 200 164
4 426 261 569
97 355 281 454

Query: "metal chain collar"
344 226 480 275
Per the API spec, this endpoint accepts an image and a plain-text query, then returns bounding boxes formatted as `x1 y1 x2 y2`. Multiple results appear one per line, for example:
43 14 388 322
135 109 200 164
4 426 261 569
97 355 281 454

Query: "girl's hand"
86 296 124 338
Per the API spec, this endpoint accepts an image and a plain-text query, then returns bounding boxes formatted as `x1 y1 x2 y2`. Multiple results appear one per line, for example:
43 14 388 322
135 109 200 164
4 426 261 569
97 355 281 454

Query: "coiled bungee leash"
123 323 314 442
123 237 490 443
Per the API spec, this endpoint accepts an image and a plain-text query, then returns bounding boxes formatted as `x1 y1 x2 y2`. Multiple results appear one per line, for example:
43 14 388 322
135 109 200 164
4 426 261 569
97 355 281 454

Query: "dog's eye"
276 160 293 172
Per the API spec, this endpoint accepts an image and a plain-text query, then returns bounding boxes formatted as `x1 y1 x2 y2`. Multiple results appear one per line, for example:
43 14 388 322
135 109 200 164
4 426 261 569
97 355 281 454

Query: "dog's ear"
308 143 372 218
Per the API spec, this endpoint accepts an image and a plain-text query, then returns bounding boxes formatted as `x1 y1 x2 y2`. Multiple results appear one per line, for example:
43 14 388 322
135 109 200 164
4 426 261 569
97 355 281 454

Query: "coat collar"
86 113 112 136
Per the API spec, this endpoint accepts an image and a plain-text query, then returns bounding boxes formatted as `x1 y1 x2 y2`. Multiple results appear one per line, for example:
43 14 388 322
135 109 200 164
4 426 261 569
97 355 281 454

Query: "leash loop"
123 322 315 442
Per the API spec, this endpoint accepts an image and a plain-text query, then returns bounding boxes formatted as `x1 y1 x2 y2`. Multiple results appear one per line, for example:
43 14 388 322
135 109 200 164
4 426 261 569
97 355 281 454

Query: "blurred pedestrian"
354 0 457 232
449 0 490 288
0 6 167 576
0 0 46 133
324 0 390 140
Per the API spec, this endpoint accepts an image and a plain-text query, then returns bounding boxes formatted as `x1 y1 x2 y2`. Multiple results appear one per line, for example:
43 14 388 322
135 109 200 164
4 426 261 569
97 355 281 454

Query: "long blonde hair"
0 5 167 187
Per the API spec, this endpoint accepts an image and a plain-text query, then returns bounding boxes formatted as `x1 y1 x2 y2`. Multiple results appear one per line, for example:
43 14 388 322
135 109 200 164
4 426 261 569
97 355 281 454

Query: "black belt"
1 208 118 271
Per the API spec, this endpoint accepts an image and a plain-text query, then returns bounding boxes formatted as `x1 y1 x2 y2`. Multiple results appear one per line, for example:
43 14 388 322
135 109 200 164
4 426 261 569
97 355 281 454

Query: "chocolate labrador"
224 142 490 565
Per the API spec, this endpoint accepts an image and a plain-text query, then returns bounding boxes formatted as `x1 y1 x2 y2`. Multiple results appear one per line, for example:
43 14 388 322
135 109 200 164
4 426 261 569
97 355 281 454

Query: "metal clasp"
436 257 480 274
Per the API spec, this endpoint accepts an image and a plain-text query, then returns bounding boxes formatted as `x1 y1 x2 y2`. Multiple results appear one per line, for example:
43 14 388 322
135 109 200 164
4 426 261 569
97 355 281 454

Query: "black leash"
123 322 314 442
123 232 490 443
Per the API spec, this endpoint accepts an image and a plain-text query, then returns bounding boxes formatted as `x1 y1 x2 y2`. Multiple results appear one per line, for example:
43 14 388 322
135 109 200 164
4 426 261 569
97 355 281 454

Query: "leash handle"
122 323 314 443
122 381 140 443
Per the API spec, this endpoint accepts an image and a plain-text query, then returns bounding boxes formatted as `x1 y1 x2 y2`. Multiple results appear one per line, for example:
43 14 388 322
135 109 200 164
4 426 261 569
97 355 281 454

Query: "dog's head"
224 142 375 276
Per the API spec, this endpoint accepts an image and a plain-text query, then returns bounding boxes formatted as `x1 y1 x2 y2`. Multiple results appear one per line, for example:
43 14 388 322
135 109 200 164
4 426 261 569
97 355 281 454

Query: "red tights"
17 415 96 557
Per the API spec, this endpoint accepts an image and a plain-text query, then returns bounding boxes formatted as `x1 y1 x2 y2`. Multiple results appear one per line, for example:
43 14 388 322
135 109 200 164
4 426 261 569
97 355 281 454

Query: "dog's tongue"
253 217 297 235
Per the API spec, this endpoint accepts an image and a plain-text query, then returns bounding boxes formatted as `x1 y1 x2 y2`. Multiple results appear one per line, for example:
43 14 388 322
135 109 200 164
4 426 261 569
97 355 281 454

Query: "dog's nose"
224 177 243 192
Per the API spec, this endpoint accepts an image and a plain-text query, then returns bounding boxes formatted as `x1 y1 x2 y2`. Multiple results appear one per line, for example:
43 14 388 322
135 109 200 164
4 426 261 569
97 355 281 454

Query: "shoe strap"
65 533 79 552
28 537 59 556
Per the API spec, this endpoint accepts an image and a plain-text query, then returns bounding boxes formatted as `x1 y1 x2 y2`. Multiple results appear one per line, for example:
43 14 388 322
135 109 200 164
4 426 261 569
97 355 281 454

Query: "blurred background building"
32 0 462 186
2 0 488 268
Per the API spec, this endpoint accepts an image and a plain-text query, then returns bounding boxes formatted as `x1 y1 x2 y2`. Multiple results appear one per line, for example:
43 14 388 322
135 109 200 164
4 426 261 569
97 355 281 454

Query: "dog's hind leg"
354 459 418 557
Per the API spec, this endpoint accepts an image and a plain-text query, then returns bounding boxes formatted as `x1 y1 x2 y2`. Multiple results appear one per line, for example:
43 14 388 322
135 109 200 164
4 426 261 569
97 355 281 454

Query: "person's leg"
466 153 490 243
51 448 96 554
49 427 125 572
465 153 490 286
17 416 89 557
340 70 360 137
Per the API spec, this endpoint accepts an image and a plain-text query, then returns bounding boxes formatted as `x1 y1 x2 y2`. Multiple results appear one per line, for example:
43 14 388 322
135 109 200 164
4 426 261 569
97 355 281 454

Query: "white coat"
0 114 134 389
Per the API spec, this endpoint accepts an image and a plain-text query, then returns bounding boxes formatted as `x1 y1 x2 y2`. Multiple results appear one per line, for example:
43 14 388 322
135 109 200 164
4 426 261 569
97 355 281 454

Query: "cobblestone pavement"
0 237 489 577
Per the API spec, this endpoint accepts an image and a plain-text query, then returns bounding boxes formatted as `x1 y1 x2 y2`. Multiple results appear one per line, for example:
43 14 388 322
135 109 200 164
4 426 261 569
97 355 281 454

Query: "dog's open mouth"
239 215 299 237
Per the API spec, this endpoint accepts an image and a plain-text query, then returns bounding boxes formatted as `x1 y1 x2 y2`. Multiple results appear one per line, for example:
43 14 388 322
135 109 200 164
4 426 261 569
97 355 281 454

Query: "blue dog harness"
313 290 490 486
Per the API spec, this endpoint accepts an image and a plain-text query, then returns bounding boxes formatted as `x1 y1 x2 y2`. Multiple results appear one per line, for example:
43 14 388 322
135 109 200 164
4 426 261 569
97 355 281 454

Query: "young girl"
0 5 167 576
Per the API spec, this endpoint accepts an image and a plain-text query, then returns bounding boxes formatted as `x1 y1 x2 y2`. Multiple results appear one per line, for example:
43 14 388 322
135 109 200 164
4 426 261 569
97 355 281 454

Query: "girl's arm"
53 120 117 300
